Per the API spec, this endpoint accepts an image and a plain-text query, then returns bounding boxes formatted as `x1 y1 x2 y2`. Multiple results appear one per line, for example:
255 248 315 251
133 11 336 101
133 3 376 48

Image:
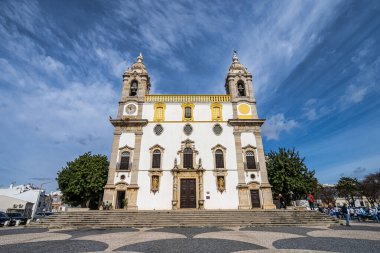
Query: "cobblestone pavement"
0 223 379 252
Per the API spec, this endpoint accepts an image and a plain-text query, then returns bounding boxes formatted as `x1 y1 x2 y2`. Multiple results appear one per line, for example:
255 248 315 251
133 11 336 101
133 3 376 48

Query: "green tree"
361 171 380 205
336 177 361 205
266 147 318 203
318 185 337 206
57 152 109 208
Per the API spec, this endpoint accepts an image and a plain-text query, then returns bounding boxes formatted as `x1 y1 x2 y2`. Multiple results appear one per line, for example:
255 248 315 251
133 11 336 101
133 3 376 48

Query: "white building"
103 52 275 210
0 184 49 217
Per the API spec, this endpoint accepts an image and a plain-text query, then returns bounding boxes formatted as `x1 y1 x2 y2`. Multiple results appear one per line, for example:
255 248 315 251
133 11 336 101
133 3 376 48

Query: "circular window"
120 175 126 180
213 124 223 135
154 124 164 135
183 124 193 136
250 174 256 179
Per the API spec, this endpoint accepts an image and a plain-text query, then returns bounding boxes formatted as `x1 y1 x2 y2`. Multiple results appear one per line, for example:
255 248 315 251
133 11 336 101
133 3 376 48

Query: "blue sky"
0 0 379 192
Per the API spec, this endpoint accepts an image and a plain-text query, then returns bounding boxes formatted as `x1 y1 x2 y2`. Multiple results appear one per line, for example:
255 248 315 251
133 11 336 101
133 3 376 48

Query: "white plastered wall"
136 102 239 210
240 132 262 185
114 133 135 185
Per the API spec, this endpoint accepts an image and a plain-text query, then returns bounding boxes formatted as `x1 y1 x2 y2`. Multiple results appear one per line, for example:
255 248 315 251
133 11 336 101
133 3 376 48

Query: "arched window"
237 82 246 96
183 148 193 168
120 152 130 170
152 150 161 168
215 149 224 168
246 151 256 170
185 107 192 118
130 81 138 96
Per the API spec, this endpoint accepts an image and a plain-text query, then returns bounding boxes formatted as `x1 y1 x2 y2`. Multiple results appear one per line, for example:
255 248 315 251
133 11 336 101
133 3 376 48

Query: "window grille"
183 124 193 136
120 152 130 170
213 124 223 135
152 150 161 168
154 124 164 135
246 151 256 170
215 149 224 168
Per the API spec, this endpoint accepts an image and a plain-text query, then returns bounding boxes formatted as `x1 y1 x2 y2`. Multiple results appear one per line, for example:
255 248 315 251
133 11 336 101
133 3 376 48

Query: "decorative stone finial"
232 50 239 63
137 52 143 63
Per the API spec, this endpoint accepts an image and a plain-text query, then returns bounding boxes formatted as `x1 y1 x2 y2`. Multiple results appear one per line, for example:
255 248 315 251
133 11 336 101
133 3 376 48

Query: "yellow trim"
145 94 230 103
148 121 228 123
181 103 195 122
237 115 254 119
210 102 223 121
238 104 250 114
153 102 166 122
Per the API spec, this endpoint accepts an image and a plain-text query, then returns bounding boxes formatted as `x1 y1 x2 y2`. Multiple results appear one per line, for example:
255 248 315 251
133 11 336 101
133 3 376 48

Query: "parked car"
7 212 28 226
0 212 11 227
34 212 54 221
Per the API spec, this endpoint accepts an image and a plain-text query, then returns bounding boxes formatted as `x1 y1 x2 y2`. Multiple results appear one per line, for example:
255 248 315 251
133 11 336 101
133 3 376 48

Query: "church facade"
103 52 275 210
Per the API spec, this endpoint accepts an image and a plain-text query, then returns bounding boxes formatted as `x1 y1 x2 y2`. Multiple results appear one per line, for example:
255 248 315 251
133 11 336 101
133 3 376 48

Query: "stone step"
30 210 337 228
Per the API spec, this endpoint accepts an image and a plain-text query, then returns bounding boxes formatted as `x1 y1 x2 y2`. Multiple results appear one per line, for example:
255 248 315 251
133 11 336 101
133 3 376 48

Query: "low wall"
67 208 89 212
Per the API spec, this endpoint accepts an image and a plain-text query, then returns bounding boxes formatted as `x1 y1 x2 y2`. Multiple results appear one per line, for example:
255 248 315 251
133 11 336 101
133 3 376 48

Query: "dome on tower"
124 52 148 75
228 51 250 75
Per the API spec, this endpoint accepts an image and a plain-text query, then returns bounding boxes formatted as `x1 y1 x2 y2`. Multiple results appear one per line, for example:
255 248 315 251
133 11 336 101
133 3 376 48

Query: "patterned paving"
0 223 379 252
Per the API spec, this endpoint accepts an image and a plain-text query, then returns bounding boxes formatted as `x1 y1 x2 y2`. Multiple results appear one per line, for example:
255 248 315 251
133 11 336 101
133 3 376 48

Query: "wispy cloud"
239 0 342 101
262 113 298 140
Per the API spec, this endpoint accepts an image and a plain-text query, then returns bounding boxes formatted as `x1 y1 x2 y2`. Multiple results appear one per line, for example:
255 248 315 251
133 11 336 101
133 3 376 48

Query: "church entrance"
250 190 261 208
116 191 125 209
180 179 196 208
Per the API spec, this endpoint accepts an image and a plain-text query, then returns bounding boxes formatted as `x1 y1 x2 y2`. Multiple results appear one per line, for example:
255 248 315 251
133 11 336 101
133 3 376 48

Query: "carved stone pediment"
119 144 134 150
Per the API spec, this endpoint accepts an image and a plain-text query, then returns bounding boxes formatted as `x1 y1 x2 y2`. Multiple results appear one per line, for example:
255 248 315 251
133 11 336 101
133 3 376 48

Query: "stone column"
254 129 276 209
103 130 121 203
127 130 143 210
233 131 250 209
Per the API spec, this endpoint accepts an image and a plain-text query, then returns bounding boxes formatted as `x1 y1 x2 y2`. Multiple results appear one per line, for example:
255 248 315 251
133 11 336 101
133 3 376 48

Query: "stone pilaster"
233 131 250 209
127 130 143 210
172 171 178 210
198 170 205 209
103 130 121 203
254 129 276 209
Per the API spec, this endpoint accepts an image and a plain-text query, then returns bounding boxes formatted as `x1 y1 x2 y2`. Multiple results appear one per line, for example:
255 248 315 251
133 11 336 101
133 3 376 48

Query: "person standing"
278 193 285 209
341 203 350 226
307 192 315 210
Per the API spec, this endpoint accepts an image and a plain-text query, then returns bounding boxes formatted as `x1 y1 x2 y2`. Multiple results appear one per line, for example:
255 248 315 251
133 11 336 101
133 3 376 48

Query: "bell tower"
226 51 276 209
225 51 258 119
117 53 151 119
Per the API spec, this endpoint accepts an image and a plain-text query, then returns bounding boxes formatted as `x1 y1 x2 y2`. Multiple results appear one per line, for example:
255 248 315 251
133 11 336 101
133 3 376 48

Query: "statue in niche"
151 176 159 193
217 176 225 192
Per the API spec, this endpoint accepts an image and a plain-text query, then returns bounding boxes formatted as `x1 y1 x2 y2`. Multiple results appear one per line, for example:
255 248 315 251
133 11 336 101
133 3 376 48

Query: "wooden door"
180 179 196 208
250 190 261 208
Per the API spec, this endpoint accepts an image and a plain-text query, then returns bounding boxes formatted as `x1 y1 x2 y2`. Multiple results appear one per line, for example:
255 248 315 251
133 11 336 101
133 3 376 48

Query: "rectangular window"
246 156 256 170
215 153 224 168
120 156 130 170
185 107 192 118
152 153 161 168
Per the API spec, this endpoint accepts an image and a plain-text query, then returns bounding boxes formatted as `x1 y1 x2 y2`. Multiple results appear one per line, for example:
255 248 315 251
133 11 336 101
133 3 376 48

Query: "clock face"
125 104 137 114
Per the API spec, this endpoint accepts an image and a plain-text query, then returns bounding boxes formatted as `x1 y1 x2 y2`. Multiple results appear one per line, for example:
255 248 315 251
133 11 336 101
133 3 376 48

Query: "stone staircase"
29 210 337 229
